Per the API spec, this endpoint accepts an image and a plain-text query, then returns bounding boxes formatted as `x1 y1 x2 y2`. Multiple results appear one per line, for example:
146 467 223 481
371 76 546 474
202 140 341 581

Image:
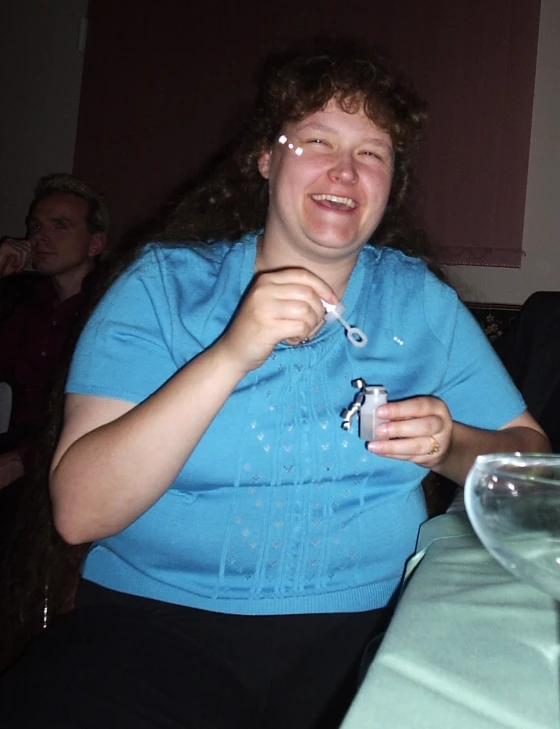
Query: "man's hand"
0 451 25 488
0 238 32 278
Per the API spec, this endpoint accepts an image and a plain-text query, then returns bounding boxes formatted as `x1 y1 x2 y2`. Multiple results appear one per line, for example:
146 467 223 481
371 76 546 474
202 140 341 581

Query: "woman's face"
258 99 394 266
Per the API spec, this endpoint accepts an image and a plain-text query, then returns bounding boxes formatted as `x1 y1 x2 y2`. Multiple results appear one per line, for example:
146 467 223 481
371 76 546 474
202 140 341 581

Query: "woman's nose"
328 153 358 183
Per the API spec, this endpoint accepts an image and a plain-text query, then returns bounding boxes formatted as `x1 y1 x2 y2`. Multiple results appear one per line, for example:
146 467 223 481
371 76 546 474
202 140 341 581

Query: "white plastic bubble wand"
321 299 368 348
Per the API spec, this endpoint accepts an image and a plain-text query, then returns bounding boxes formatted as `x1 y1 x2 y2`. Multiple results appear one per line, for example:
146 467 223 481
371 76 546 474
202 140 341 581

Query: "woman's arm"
50 340 246 544
435 411 549 486
50 267 337 545
368 398 550 486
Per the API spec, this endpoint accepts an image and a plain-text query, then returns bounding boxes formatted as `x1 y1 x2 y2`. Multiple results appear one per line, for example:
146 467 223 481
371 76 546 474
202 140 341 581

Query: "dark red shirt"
0 275 90 464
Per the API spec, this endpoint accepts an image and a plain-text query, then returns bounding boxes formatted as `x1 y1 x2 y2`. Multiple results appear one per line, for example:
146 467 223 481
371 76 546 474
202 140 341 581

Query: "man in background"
0 173 109 488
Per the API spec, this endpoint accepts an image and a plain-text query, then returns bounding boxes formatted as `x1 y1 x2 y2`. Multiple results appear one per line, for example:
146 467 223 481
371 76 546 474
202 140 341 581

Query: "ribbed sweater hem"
82 567 399 615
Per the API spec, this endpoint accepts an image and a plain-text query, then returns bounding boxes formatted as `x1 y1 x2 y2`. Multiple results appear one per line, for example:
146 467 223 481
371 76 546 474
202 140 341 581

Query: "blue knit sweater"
66 234 525 614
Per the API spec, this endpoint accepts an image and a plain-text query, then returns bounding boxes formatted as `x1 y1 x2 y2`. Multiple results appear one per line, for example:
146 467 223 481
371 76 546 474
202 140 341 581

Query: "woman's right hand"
219 268 338 373
0 238 31 278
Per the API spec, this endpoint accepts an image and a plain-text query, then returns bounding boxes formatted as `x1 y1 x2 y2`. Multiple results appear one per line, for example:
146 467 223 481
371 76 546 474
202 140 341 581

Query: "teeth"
311 194 357 209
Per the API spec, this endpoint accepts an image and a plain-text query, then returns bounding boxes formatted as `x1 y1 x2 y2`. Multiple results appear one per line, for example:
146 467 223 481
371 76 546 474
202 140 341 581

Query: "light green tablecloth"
340 513 560 729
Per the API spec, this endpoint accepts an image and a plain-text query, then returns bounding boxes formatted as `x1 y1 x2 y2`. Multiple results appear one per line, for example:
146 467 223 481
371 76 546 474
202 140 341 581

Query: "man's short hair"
27 173 110 235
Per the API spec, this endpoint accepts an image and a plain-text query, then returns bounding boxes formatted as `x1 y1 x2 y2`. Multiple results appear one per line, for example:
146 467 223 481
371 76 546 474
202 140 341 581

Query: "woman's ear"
258 149 272 180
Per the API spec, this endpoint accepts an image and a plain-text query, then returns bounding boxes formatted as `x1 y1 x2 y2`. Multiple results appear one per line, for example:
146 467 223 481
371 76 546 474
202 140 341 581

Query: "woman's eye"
362 150 383 161
55 222 66 229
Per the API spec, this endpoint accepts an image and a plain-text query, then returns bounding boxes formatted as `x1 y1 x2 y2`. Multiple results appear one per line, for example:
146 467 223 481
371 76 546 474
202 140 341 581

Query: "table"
340 513 560 729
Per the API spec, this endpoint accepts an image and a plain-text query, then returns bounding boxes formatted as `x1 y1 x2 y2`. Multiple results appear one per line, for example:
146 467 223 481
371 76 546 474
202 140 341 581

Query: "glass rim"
473 452 560 485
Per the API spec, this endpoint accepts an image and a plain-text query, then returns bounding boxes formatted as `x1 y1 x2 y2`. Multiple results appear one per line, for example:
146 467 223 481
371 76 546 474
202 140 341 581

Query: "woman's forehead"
285 100 392 144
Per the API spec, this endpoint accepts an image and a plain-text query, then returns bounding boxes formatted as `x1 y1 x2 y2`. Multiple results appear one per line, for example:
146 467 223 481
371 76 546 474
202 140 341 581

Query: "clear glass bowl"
465 453 560 601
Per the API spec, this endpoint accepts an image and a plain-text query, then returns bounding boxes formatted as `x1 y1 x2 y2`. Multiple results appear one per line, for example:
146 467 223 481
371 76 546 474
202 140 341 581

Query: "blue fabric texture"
66 234 525 614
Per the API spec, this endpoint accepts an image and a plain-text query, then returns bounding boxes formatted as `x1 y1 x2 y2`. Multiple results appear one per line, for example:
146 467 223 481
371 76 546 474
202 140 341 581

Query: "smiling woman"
0 42 548 729
257 100 394 277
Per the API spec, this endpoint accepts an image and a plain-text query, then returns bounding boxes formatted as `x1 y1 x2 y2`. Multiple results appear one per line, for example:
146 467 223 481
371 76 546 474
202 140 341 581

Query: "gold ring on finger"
428 436 440 455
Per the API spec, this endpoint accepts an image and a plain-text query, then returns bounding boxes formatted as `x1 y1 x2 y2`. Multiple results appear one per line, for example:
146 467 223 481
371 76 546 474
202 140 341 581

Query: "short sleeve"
423 273 526 430
66 248 178 404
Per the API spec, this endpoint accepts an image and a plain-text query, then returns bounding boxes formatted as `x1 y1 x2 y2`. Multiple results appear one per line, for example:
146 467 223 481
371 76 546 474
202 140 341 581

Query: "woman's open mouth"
311 194 357 211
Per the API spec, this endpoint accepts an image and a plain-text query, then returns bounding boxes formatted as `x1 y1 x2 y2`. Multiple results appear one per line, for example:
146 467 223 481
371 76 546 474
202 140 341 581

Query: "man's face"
27 192 105 277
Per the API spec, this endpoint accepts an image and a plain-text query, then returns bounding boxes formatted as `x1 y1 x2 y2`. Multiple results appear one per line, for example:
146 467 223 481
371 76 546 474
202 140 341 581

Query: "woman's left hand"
366 396 453 467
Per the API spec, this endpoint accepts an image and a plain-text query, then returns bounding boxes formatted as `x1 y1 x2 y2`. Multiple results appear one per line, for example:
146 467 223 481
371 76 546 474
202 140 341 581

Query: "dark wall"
73 0 540 265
